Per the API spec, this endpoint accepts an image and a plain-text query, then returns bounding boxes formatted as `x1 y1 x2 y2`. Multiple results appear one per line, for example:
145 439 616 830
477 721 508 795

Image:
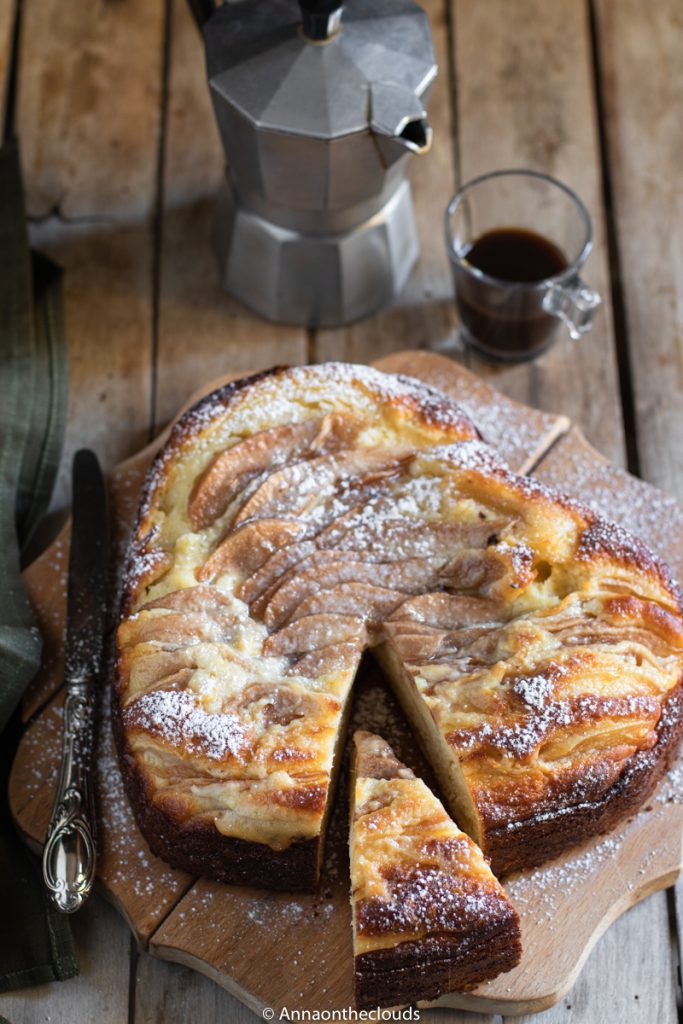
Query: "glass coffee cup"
445 170 601 361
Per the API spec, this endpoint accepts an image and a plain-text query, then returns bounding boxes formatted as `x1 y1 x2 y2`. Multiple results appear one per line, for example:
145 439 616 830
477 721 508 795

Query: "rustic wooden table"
1 1 682 1022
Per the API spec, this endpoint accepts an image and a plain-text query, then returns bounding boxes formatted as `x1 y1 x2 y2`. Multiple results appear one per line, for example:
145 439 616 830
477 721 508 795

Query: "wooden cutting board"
10 351 683 1017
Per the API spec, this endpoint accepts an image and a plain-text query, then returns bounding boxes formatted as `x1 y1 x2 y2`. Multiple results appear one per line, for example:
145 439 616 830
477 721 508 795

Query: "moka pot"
191 0 437 327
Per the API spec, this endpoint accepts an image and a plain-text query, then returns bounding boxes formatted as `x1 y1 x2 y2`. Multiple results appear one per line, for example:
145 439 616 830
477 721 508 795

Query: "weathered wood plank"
0 0 14 122
18 0 164 220
315 0 458 364
593 0 683 1004
134 949 258 1024
593 0 683 502
26 219 157 511
133 952 493 1024
0 893 131 1023
17 0 166 511
153 0 307 430
452 0 624 466
508 895 678 1024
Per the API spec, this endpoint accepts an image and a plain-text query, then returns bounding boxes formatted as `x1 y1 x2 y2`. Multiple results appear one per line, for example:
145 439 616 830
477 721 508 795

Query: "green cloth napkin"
0 139 77 991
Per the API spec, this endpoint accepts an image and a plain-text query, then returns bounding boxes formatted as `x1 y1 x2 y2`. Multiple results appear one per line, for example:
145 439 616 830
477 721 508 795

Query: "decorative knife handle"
42 685 97 913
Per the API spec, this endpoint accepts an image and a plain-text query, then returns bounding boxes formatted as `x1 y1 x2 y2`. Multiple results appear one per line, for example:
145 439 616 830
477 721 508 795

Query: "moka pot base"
213 174 419 327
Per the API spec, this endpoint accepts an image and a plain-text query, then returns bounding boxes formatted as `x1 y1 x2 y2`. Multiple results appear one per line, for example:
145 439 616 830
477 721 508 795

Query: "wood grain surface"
5 4 166 1023
594 0 683 498
450 0 623 467
4 0 682 1021
592 0 683 1010
17 0 165 511
0 0 14 119
10 354 683 1019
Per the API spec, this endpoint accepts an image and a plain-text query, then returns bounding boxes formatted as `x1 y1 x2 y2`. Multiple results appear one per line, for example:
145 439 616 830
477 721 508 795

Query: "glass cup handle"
542 277 602 340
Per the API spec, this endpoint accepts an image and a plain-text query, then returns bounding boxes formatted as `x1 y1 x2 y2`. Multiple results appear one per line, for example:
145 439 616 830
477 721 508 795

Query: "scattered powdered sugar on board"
96 690 185 906
535 439 683 584
507 793 683 929
463 399 542 462
506 829 629 922
18 702 64 798
242 894 336 929
656 757 683 805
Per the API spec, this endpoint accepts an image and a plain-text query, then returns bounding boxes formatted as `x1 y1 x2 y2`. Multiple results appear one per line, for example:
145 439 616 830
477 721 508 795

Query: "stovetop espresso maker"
190 0 437 327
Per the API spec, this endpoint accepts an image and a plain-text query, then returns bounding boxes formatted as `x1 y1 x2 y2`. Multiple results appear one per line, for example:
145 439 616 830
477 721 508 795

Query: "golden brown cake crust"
354 925 521 1009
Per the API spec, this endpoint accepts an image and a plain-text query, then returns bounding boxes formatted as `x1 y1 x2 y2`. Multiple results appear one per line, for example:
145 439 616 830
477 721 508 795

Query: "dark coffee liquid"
455 227 569 360
465 228 567 282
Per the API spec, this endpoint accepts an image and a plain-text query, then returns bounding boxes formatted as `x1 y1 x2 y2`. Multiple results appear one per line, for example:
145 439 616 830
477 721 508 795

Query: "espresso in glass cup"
445 170 601 361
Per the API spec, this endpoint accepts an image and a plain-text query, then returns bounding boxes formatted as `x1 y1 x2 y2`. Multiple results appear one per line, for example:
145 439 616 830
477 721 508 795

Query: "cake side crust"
111 689 320 891
354 920 522 1009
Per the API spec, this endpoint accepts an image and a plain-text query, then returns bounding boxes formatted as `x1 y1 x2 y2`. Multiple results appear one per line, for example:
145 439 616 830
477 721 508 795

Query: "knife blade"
42 449 109 913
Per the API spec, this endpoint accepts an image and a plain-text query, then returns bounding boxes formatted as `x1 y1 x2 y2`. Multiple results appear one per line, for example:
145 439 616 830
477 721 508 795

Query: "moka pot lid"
204 0 437 141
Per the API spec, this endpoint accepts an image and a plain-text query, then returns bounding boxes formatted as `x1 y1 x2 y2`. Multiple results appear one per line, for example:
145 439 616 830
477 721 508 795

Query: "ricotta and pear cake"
350 730 521 1008
114 362 683 890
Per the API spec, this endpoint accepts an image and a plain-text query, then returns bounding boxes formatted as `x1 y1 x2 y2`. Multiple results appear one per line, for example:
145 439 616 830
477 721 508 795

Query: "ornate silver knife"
42 449 109 913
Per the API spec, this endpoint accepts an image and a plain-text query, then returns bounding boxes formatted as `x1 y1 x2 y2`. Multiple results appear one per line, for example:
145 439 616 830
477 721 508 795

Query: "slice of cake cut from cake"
350 730 521 1010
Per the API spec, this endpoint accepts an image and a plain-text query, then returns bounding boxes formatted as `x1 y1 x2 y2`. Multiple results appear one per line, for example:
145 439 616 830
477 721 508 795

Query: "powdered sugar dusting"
506 829 629 920
124 689 247 760
161 363 477 471
511 670 560 709
427 439 507 474
426 440 581 512
357 866 505 935
450 695 659 760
